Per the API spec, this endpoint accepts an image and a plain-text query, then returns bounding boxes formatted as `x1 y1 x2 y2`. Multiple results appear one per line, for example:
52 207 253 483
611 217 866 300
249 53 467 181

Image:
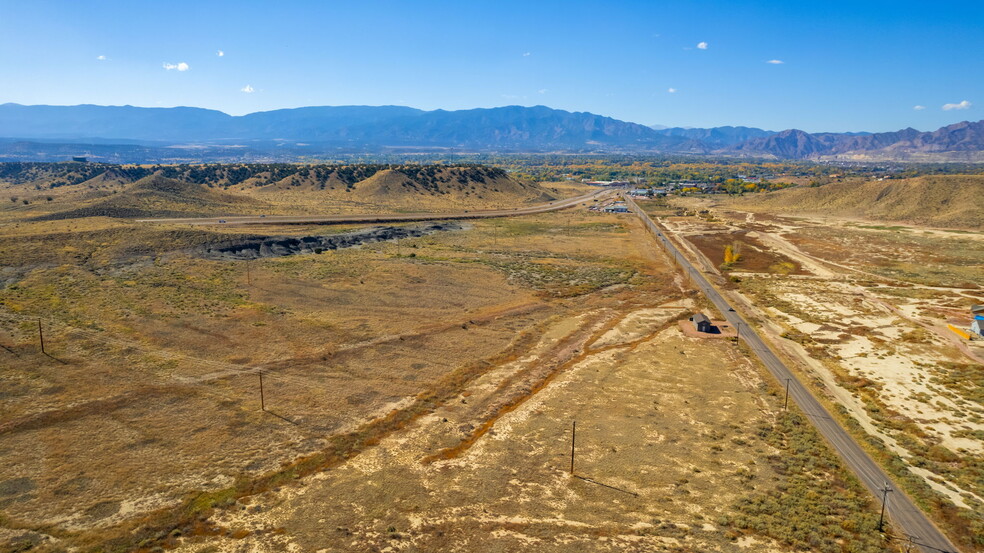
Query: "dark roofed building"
691 313 712 333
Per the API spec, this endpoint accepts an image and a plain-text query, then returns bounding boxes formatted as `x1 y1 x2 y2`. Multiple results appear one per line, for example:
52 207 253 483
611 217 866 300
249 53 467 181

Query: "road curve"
625 196 961 553
136 189 612 226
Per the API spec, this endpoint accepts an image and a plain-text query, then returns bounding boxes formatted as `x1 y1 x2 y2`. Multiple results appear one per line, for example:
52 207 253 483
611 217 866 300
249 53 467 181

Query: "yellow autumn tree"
723 243 742 266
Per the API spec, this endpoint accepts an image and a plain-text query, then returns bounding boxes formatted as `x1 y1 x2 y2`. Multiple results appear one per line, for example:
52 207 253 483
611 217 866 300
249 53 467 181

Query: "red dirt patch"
688 231 808 275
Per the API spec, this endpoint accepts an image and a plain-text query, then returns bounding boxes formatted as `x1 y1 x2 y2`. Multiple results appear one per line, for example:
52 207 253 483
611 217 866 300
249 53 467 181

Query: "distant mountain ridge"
0 103 689 151
723 120 984 161
0 103 982 161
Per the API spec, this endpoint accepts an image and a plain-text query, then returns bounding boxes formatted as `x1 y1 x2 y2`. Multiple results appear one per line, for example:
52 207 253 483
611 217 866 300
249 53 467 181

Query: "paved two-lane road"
625 196 960 553
136 189 612 226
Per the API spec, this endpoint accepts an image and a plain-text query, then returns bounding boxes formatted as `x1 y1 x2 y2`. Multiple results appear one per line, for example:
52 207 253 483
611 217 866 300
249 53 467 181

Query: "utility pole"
878 482 893 532
784 378 791 411
259 371 266 411
570 420 576 475
37 318 45 354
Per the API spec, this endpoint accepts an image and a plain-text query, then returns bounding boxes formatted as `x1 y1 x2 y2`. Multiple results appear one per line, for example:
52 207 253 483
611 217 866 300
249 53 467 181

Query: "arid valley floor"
0 166 981 553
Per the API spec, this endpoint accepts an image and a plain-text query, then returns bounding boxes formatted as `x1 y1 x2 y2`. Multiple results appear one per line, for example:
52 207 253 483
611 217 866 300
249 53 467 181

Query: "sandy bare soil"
650 198 983 531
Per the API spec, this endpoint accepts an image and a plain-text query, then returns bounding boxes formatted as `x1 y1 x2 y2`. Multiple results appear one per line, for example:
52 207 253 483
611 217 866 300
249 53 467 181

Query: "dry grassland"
0 202 897 553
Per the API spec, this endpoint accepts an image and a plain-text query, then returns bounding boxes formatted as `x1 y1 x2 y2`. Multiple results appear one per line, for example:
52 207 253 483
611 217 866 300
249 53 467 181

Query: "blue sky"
0 0 980 132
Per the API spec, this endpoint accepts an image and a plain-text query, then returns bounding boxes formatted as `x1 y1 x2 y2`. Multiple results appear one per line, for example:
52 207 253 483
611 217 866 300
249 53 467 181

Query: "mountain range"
0 103 982 162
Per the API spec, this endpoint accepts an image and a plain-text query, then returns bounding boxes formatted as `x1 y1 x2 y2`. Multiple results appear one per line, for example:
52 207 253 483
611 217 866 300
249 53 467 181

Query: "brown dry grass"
0 206 681 551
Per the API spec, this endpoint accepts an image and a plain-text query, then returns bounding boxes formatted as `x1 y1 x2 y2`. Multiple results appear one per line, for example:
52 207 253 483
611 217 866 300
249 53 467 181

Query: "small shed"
691 313 712 333
970 306 984 336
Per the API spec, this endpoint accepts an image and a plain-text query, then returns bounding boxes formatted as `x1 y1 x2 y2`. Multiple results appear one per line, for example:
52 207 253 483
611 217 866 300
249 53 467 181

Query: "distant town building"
691 313 712 333
584 180 631 187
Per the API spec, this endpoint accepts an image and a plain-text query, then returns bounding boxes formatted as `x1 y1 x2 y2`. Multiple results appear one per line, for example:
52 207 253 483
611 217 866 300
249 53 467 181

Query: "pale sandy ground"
658 208 983 512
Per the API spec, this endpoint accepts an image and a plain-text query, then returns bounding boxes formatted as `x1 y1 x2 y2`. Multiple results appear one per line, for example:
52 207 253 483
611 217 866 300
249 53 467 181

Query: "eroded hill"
724 175 984 229
0 163 560 219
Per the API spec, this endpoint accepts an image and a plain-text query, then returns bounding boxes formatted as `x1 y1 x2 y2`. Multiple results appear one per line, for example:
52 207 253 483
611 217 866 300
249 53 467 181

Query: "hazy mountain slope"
3 103 983 159
652 125 774 147
0 103 232 141
726 129 833 159
724 121 984 160
726 175 984 229
0 103 684 151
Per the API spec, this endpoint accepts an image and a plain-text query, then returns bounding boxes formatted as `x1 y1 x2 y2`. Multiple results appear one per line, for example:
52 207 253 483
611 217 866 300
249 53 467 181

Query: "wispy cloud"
163 62 189 71
96 55 107 61
942 100 971 111
537 88 547 94
241 84 254 93
696 41 708 50
766 59 783 64
522 52 531 57
667 87 677 93
913 105 926 111
217 50 224 57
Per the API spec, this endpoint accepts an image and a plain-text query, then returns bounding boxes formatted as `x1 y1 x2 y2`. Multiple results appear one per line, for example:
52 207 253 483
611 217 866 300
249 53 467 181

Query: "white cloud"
697 41 708 50
942 100 971 111
163 62 189 71
96 55 106 61
522 52 531 57
241 84 254 93
217 50 224 57
537 88 547 94
766 59 783 64
667 87 677 93
913 105 926 111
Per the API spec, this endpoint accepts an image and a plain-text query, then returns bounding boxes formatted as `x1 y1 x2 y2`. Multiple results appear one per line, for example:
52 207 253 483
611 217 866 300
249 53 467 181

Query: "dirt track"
136 189 611 226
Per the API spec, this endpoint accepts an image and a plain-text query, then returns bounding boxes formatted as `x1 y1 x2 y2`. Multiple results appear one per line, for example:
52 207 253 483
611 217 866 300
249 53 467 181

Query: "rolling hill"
31 174 264 220
725 175 984 229
0 163 559 220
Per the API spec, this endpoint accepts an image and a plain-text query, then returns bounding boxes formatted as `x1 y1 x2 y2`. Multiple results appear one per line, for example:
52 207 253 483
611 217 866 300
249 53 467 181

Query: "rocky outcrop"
199 222 462 260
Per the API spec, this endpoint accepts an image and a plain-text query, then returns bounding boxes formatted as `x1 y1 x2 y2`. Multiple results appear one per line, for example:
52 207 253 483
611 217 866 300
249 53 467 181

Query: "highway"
136 189 612 226
625 196 961 553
